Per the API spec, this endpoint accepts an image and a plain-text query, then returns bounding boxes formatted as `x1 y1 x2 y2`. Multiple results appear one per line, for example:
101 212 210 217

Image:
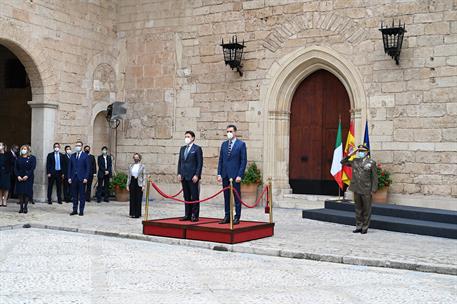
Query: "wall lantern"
106 101 127 129
220 36 245 76
379 20 406 65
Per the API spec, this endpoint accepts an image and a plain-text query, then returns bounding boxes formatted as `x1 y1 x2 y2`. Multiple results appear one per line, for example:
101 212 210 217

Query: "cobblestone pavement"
0 197 456 275
0 229 456 304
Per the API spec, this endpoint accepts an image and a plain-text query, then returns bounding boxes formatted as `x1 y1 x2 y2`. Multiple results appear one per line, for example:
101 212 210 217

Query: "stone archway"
0 24 59 201
261 46 367 197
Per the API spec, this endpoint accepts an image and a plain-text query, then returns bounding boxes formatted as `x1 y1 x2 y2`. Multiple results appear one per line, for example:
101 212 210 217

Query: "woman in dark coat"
15 145 36 213
0 142 11 207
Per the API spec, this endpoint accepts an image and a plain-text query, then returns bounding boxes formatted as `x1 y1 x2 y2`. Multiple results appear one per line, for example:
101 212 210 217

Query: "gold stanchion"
268 177 273 224
229 178 234 230
144 176 151 221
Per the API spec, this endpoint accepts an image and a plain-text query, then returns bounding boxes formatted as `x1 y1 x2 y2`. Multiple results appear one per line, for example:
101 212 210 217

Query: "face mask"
102 150 107 155
0 145 4 151
12 147 18 153
75 146 82 152
357 152 366 158
227 132 234 140
66 150 71 154
21 149 28 155
84 150 90 154
54 147 60 152
184 138 192 145
134 158 140 163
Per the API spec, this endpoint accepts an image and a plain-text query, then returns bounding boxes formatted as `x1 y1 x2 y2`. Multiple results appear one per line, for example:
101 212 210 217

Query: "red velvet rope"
232 185 269 208
150 181 230 204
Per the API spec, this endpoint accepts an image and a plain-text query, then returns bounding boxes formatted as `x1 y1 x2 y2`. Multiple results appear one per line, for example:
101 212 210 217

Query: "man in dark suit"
83 145 96 202
8 144 18 199
68 140 90 216
96 146 112 203
46 143 65 204
177 131 203 222
62 145 72 203
217 124 247 225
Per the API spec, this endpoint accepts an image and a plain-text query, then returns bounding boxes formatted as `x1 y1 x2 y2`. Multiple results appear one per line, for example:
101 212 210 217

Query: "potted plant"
110 172 129 202
241 162 262 205
372 163 392 204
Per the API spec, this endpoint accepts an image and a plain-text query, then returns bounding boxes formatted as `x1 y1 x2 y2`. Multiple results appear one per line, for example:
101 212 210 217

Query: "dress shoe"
79 212 84 216
179 217 190 221
48 202 52 205
97 200 101 203
191 216 199 222
361 230 368 234
233 218 240 225
353 228 362 233
70 211 78 216
58 202 62 205
219 217 230 224
104 200 109 203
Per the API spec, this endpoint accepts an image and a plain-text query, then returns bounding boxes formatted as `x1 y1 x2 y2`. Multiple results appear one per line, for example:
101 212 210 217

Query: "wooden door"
289 69 350 195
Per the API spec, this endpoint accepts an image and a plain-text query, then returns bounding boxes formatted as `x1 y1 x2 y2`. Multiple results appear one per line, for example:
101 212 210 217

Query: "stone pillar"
28 102 58 202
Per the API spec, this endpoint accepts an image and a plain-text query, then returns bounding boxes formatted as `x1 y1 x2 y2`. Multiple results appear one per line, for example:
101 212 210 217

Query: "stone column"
28 102 58 202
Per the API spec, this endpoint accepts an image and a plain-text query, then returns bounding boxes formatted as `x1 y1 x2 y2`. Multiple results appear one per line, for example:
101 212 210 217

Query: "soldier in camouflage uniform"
341 145 378 234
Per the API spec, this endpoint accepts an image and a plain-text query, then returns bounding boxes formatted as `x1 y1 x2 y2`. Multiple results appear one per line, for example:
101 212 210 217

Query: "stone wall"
1 0 456 204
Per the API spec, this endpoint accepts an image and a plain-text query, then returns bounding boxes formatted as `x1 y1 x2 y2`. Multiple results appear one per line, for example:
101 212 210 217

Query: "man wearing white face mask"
46 143 65 204
68 140 90 216
217 124 247 225
177 131 203 222
341 144 378 234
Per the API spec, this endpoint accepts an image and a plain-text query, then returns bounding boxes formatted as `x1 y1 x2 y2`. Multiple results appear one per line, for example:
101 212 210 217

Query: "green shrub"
242 162 262 185
110 172 128 190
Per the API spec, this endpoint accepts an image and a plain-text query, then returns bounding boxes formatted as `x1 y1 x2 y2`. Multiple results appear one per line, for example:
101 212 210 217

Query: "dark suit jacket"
62 154 72 178
46 152 65 175
177 144 203 181
68 152 90 181
217 139 247 179
97 154 113 178
87 153 96 176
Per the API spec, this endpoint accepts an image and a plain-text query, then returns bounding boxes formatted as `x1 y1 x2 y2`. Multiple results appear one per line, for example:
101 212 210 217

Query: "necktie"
77 153 80 160
55 152 61 171
184 146 190 159
228 141 233 157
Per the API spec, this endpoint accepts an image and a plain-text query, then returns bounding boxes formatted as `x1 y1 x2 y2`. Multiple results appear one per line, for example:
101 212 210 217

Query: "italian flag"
330 119 344 190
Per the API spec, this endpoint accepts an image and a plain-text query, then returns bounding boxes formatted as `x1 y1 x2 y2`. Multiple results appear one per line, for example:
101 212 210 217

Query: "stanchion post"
145 175 151 221
268 177 273 224
229 178 234 230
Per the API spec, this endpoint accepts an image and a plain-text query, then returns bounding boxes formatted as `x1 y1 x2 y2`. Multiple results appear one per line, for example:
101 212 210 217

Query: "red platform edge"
142 217 274 244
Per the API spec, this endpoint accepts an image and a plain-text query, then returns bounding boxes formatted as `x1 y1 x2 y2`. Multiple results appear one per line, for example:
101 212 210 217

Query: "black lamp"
220 36 245 76
379 20 406 65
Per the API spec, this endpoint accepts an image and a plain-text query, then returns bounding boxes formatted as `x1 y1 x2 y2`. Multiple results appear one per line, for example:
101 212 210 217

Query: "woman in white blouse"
126 153 146 218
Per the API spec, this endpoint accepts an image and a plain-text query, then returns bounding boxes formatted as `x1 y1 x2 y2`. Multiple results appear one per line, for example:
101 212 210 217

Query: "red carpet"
143 217 274 244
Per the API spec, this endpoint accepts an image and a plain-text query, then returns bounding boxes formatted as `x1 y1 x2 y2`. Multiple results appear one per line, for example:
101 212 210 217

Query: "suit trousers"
222 178 241 219
181 179 200 218
63 177 72 202
71 178 86 214
47 171 62 203
96 175 110 202
353 192 372 231
129 178 143 218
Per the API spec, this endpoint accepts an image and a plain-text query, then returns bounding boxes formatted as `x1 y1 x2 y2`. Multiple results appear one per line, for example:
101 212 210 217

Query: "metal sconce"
379 20 407 65
220 36 245 76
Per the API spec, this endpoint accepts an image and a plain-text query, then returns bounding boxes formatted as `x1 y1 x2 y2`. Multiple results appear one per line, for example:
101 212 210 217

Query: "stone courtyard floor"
0 197 456 277
0 228 455 304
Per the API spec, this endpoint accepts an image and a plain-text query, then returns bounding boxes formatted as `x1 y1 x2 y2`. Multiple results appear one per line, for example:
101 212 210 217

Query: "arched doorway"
289 69 350 195
0 45 32 147
92 111 110 155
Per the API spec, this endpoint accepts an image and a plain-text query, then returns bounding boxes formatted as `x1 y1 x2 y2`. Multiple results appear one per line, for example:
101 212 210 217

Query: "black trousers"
96 175 110 202
9 173 17 199
47 171 62 203
63 177 72 202
85 177 93 201
129 178 143 218
181 179 200 218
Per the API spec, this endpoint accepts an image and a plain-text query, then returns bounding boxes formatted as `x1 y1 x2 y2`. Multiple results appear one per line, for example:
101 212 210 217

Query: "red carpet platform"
142 217 274 244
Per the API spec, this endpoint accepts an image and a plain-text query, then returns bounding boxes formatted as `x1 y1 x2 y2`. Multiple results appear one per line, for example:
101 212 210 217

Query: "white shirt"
131 163 140 178
103 155 107 168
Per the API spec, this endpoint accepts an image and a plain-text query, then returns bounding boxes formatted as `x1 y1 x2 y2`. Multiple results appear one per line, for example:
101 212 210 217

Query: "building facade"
0 0 456 209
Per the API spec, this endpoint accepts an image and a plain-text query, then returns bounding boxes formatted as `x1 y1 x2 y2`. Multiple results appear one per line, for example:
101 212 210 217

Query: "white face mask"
102 150 107 155
66 150 71 154
227 132 234 140
75 146 82 152
54 147 60 152
0 145 4 151
21 149 28 155
184 137 192 145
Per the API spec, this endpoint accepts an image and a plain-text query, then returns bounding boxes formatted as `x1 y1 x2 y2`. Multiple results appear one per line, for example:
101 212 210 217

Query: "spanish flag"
342 120 355 185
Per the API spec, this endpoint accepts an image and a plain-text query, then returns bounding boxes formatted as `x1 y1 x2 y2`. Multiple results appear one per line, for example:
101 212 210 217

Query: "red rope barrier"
232 185 269 208
150 181 230 204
